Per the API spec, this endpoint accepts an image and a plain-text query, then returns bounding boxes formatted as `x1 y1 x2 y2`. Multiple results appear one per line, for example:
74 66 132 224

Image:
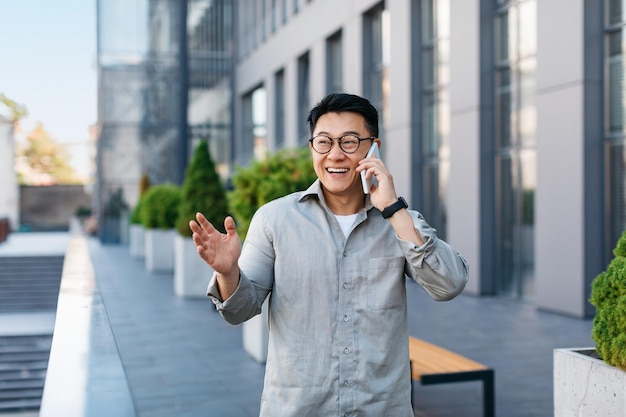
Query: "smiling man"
190 92 469 417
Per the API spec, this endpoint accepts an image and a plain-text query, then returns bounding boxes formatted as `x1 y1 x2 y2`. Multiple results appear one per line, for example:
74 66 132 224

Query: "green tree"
228 147 317 239
17 122 81 184
176 140 229 236
0 93 28 122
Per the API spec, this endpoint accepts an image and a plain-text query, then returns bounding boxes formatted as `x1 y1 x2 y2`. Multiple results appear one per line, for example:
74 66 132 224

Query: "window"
363 3 389 137
605 0 626 252
240 86 267 165
297 52 311 144
418 0 450 239
326 30 343 94
493 0 537 300
275 69 286 148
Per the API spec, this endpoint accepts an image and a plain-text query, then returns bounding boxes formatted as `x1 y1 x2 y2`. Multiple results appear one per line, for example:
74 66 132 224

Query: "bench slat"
408 336 495 417
409 337 488 378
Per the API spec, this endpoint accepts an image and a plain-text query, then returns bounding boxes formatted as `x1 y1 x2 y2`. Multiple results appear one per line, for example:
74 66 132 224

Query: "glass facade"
494 0 537 299
326 30 343 94
274 69 286 149
297 52 311 144
419 0 450 238
239 86 268 165
605 0 626 251
96 0 234 242
363 3 390 137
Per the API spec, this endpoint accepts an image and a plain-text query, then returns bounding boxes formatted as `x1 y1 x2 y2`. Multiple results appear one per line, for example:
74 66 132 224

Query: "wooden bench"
409 336 495 417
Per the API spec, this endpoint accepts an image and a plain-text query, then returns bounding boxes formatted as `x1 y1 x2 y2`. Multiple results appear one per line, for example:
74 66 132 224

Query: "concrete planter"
243 298 269 363
145 228 175 273
174 234 213 298
554 347 626 417
129 224 145 259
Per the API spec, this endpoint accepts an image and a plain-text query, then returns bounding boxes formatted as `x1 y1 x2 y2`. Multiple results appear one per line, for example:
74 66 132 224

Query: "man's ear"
374 138 382 149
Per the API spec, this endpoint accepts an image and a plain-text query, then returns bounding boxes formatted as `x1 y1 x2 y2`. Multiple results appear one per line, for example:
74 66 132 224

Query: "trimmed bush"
140 183 181 229
228 147 317 238
176 140 229 236
590 230 626 370
131 173 151 225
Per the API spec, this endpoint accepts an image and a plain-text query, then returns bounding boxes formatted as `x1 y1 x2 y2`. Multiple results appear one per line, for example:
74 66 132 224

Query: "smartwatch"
381 197 408 219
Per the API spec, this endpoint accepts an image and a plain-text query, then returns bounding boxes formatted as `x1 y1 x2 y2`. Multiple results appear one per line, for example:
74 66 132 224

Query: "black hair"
307 93 379 137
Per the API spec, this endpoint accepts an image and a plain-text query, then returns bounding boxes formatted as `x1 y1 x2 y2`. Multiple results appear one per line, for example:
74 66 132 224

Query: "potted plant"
129 173 151 259
141 183 181 273
554 230 626 416
228 147 317 362
174 140 229 298
101 187 129 244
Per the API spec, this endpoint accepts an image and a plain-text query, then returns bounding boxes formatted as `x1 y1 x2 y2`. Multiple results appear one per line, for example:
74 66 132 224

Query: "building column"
534 0 589 317
448 0 483 295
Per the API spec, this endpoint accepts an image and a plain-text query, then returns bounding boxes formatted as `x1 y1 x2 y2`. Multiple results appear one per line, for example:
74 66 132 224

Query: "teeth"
327 168 348 173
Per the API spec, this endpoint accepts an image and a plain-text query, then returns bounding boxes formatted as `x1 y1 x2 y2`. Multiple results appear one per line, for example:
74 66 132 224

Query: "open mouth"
326 168 349 174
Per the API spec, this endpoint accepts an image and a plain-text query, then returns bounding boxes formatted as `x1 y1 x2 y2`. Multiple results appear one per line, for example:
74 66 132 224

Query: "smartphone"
361 142 380 194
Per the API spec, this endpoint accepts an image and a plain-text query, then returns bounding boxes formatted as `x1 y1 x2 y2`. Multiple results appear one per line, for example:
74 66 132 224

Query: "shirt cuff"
206 271 253 313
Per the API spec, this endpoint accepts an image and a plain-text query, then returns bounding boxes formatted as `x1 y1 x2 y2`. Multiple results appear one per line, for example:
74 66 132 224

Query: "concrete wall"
534 0 587 317
20 185 92 231
0 116 19 231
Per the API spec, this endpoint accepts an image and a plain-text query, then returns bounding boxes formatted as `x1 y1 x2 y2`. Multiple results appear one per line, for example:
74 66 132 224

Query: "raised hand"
189 213 241 278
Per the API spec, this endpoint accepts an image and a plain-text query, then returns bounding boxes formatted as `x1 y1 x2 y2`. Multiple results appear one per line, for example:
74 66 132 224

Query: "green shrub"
228 147 317 238
140 183 181 229
590 230 626 370
131 173 151 225
176 140 229 236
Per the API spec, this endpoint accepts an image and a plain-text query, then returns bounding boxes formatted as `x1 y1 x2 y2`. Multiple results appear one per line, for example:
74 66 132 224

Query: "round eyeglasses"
309 134 376 154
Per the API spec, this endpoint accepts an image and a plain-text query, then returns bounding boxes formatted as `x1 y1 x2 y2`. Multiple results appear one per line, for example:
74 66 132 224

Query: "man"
190 93 468 416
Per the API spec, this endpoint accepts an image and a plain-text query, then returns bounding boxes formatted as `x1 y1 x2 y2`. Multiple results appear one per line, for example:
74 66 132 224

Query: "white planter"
554 347 626 417
174 234 213 298
243 298 269 363
129 224 145 259
145 228 175 273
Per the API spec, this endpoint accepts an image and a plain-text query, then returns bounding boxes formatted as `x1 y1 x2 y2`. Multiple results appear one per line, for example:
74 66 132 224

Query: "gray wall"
20 185 92 231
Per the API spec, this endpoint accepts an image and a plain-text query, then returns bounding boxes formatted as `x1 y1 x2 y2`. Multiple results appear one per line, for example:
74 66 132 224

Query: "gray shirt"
207 180 469 417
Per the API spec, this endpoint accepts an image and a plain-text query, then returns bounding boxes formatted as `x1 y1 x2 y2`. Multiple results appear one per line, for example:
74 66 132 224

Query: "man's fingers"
195 212 218 234
224 216 238 237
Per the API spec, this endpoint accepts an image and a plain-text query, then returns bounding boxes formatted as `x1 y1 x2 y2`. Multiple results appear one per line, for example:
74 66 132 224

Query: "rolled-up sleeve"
206 208 275 324
207 271 264 324
398 210 469 301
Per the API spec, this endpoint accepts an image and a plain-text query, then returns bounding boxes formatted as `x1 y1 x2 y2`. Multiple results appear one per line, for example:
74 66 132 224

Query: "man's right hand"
189 213 241 299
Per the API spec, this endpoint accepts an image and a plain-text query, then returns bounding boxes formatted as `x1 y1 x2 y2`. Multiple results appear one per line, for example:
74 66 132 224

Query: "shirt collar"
299 179 376 212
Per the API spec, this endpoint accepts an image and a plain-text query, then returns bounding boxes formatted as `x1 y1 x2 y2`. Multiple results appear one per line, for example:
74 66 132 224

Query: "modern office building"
95 0 234 242
96 0 625 318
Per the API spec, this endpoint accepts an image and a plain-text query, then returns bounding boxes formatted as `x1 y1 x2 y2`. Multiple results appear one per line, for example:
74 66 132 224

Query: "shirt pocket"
366 256 406 310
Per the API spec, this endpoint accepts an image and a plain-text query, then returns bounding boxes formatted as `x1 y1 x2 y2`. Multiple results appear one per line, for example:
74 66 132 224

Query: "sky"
1 0 97 179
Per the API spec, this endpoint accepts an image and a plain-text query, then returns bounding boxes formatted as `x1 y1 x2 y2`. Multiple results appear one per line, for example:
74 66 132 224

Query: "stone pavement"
1 231 595 416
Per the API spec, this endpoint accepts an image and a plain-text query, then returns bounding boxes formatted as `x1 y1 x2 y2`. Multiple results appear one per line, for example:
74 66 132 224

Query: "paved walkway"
1 232 595 416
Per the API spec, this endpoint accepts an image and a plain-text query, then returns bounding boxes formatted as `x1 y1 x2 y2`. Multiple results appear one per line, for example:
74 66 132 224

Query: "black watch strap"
381 197 408 219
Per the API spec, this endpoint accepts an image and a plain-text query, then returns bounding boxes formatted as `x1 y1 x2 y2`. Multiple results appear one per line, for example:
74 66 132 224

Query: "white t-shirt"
334 213 358 238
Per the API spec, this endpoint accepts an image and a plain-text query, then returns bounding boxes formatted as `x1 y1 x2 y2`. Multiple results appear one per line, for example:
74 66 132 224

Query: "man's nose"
327 140 346 159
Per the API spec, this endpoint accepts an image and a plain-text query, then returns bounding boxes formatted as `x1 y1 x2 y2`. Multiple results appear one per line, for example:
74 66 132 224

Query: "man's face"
309 111 378 199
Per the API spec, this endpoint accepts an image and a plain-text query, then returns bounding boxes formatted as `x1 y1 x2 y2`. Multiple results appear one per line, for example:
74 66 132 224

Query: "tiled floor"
1 232 595 417
87 237 593 417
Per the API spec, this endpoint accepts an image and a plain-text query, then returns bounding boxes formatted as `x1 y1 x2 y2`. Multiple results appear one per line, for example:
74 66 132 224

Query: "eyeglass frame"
309 134 376 154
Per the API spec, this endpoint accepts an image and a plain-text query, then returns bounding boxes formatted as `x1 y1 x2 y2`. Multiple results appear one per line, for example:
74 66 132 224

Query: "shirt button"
344 347 350 354
343 315 349 322
343 282 348 289
343 380 350 387
343 251 347 257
